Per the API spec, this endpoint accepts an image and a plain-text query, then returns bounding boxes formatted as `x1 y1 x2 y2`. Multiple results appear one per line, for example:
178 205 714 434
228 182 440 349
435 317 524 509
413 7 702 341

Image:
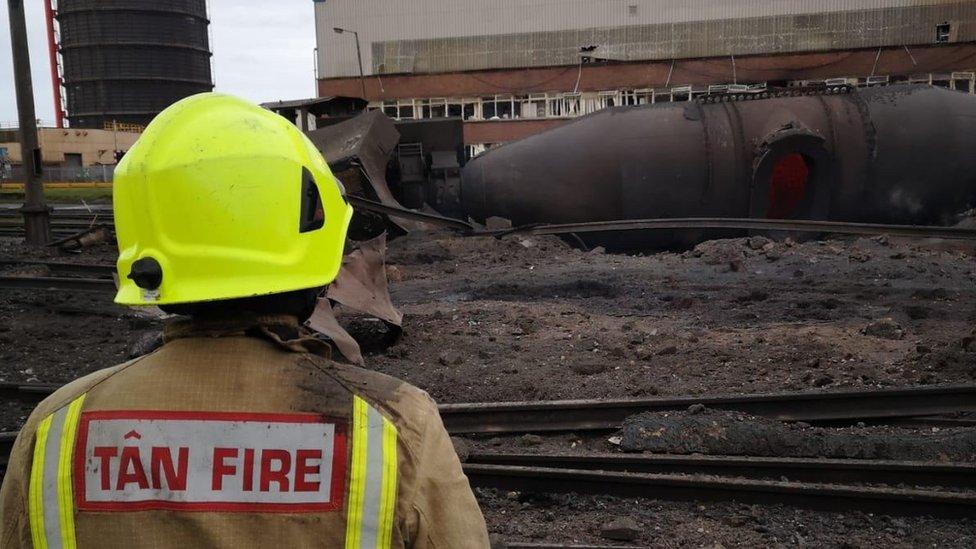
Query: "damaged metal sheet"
306 233 404 365
327 233 403 327
306 297 364 366
306 111 426 233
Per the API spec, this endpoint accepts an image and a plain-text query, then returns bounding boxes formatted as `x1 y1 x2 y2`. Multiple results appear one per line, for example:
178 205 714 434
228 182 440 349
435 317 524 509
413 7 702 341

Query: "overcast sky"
0 1 317 127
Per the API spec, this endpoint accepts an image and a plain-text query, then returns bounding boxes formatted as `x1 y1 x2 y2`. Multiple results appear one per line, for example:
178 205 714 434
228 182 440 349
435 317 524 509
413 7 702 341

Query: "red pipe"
43 0 64 128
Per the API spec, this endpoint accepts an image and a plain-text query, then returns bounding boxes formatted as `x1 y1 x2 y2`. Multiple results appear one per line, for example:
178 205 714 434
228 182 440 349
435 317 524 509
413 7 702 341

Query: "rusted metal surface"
467 453 976 489
461 84 976 249
307 110 425 233
463 464 976 518
439 384 976 434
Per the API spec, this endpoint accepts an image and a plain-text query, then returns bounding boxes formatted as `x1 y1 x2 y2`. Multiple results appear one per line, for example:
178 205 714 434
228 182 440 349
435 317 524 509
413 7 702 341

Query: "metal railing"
0 164 114 184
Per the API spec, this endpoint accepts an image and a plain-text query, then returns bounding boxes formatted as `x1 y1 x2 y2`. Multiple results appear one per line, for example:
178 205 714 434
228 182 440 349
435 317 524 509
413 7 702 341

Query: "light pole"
7 0 50 245
333 27 367 100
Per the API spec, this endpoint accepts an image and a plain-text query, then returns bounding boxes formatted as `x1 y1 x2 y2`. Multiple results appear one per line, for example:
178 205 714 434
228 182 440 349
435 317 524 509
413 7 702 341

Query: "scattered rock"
746 236 772 250
656 345 679 356
588 246 606 255
848 250 871 263
694 240 743 266
688 403 706 414
438 351 463 366
520 434 544 446
812 374 834 387
862 318 905 340
600 516 641 541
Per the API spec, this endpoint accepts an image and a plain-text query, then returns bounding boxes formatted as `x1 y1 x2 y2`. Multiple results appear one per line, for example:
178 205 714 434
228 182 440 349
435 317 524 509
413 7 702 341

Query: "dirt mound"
618 408 976 461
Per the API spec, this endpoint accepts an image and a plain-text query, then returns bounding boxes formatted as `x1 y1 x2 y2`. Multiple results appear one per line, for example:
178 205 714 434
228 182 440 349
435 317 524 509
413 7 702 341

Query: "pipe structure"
460 84 976 248
42 0 64 128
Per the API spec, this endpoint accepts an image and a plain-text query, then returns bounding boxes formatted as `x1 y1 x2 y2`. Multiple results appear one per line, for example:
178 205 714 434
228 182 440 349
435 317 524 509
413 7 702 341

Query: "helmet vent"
299 167 326 233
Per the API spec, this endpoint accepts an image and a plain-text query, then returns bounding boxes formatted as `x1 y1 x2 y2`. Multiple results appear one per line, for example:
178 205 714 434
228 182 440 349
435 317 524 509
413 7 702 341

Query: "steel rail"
467 453 976 488
3 382 975 429
0 432 16 467
0 260 114 278
439 384 976 434
346 195 475 232
486 217 976 240
0 276 115 292
0 382 63 402
462 464 976 518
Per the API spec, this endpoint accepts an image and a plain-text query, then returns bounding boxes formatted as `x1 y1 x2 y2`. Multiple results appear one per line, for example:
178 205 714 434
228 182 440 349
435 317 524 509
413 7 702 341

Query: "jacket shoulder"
307 357 440 446
24 358 140 430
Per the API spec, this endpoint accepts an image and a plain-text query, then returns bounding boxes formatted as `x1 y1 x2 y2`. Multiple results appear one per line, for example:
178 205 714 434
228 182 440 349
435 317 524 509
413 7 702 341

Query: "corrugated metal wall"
316 0 976 78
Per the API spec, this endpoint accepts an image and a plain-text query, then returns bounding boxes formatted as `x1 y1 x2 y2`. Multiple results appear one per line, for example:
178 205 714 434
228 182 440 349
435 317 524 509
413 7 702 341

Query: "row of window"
371 89 701 122
370 72 976 123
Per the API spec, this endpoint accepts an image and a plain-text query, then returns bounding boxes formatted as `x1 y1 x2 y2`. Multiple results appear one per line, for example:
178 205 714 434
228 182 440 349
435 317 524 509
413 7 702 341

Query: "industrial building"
0 127 140 182
315 0 976 152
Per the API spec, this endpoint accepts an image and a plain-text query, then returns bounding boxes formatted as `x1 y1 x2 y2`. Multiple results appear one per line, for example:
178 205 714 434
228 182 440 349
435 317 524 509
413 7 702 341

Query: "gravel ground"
2 229 976 546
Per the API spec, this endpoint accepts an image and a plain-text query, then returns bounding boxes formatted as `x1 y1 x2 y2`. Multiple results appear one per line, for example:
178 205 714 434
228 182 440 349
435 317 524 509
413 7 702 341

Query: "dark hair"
159 287 323 321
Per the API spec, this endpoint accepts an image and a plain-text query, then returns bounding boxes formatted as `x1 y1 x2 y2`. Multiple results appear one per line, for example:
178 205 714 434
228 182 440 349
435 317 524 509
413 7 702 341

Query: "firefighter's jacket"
0 316 489 548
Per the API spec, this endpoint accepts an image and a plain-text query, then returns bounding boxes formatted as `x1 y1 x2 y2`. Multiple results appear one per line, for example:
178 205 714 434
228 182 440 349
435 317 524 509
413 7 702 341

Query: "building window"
481 95 520 120
598 91 620 109
936 23 951 43
419 98 448 119
562 93 581 116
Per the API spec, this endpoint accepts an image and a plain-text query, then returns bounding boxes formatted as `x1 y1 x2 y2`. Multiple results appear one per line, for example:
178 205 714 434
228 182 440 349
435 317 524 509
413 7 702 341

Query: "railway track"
0 432 972 518
5 206 976 243
0 275 115 292
0 260 116 292
438 384 976 434
0 260 114 278
1 383 974 430
467 452 976 488
463 463 976 518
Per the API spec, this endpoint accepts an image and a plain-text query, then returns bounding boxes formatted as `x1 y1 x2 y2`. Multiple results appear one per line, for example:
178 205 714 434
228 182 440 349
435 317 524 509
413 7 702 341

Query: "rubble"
617 408 976 461
863 318 906 340
599 516 641 541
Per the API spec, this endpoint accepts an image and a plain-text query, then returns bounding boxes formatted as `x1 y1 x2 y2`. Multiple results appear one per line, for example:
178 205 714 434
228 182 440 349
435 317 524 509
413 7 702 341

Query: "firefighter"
0 93 489 548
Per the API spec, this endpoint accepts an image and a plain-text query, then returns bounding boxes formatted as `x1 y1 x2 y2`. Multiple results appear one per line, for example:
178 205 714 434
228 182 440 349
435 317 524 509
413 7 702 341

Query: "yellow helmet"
113 93 353 306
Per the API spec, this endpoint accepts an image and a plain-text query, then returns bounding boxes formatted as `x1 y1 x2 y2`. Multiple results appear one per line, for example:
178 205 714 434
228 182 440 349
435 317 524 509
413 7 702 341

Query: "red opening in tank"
767 153 809 219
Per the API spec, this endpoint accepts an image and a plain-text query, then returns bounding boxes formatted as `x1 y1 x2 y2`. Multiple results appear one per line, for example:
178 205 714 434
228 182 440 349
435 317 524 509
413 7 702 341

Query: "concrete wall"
316 0 976 77
0 128 140 166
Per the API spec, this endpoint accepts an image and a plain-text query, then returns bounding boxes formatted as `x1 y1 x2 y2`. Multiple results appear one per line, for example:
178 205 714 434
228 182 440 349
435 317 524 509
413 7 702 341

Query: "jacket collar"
163 314 333 358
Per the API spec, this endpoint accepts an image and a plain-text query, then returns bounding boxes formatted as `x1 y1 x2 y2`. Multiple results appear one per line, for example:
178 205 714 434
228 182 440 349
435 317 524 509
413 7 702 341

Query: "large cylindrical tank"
57 0 213 129
461 85 976 246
